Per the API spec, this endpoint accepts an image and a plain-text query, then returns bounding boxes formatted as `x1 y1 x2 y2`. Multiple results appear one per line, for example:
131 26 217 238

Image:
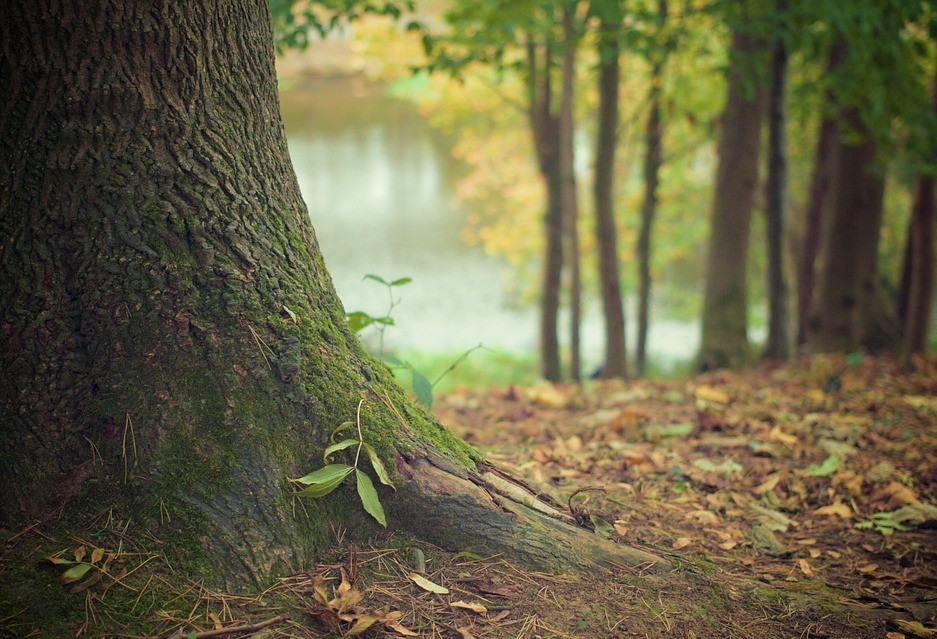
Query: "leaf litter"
2 353 935 638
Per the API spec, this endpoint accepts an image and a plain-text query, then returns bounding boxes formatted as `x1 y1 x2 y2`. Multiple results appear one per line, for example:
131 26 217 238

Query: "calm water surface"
279 76 699 371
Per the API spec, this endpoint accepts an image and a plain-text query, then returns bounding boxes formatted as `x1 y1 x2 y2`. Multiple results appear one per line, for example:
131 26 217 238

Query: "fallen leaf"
385 620 419 636
756 474 782 494
768 426 798 446
895 619 937 638
813 502 852 519
695 385 730 404
489 610 510 622
456 627 477 639
798 559 815 577
858 563 878 573
874 481 921 508
672 537 692 550
407 572 449 594
451 600 487 614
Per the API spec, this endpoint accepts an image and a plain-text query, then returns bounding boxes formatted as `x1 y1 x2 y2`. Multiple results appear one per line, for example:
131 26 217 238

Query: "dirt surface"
3 354 935 638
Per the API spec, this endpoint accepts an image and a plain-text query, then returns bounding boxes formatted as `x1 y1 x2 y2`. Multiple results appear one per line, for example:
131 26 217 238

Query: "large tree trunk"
762 0 790 361
809 110 892 353
560 3 582 381
698 31 767 370
528 42 564 382
896 68 936 354
635 0 668 378
593 1 628 379
0 0 662 592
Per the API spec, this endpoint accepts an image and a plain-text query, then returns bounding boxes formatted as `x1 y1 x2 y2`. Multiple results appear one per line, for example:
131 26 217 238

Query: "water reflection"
279 75 699 370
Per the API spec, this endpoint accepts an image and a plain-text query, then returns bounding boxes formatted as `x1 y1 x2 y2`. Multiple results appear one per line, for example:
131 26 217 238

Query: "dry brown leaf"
858 563 878 574
489 610 510 622
798 559 815 577
755 473 782 494
768 426 798 446
686 509 720 525
407 572 449 594
90 547 106 564
895 619 937 638
452 600 488 615
456 627 477 639
813 501 852 519
874 481 921 508
672 537 692 550
385 620 419 636
695 385 730 404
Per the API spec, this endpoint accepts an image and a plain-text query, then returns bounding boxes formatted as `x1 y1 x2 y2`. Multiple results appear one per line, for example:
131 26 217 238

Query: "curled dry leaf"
451 600 487 615
407 571 449 594
813 501 853 519
672 537 693 550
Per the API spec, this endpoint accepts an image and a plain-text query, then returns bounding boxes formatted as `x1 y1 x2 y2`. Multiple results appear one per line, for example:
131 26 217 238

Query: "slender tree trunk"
593 1 628 379
897 68 937 354
797 42 844 348
527 42 564 381
636 0 668 378
1 0 663 596
763 0 790 361
809 110 891 352
698 31 767 370
560 3 581 381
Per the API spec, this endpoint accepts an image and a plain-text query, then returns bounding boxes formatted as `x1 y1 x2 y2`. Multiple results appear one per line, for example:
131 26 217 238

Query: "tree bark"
593 1 628 379
762 0 790 361
560 3 582 381
0 0 663 592
809 110 892 353
896 68 936 354
528 42 564 382
796 42 844 348
698 30 767 371
635 0 668 378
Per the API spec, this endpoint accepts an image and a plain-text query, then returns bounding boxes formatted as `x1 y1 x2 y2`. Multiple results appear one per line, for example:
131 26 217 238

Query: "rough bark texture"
560 4 581 381
809 111 890 353
635 0 668 378
762 0 790 361
593 4 628 380
528 42 564 382
796 42 843 348
1 0 664 592
698 31 767 371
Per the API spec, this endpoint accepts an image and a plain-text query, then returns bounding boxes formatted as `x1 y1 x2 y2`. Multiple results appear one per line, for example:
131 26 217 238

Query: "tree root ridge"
391 451 668 573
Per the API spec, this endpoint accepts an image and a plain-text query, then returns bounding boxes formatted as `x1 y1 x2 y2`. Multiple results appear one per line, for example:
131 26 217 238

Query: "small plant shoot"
292 399 394 526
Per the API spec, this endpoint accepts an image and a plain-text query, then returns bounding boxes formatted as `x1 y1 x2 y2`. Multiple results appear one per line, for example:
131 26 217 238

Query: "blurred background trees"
271 0 937 380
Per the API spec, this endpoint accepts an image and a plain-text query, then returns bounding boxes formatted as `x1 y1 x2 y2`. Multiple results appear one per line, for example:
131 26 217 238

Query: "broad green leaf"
296 466 353 498
293 463 353 486
364 443 396 490
363 274 390 286
411 369 433 408
323 438 359 462
60 563 93 584
47 556 75 565
346 311 376 332
355 469 386 527
802 455 841 477
390 277 412 287
330 421 355 441
384 355 404 367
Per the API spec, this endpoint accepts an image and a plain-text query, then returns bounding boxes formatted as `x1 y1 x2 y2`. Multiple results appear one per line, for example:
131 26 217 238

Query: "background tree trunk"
698 31 767 370
763 0 790 361
896 68 936 354
1 0 662 591
593 1 628 379
809 110 891 352
635 0 668 378
527 42 564 381
560 3 582 381
796 42 844 348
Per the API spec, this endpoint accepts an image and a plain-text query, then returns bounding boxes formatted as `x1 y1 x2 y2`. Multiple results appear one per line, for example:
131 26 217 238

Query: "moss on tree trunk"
1 0 664 593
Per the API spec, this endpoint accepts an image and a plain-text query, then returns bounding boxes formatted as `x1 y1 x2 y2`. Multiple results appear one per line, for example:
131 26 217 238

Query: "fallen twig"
168 613 289 639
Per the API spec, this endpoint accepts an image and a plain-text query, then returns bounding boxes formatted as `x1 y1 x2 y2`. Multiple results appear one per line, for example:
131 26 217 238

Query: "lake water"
279 75 700 372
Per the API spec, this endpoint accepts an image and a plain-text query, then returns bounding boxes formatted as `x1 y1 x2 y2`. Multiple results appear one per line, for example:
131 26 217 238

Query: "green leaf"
60 563 93 584
384 355 405 367
324 438 359 462
363 274 390 286
411 369 433 408
346 311 376 332
355 469 386 527
390 277 412 287
47 556 76 566
802 455 841 477
364 443 395 490
330 421 356 441
293 463 353 488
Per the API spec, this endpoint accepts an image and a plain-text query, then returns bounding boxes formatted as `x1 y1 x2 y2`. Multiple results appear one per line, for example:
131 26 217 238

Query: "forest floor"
4 354 935 639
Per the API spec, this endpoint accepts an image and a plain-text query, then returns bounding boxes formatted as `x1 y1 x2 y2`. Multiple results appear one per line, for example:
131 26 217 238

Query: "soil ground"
2 354 935 638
